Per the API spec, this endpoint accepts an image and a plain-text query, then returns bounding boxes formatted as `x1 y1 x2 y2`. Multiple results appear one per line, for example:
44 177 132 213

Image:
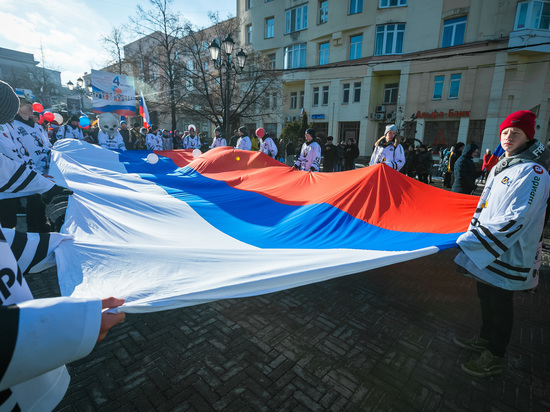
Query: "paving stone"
20 229 550 411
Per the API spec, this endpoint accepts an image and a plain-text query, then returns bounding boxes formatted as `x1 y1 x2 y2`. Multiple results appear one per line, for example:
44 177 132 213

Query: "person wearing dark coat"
415 144 432 183
322 136 337 172
343 138 360 170
452 143 479 194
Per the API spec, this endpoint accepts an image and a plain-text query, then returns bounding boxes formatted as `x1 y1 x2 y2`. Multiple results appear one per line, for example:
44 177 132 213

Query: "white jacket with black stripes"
455 140 550 291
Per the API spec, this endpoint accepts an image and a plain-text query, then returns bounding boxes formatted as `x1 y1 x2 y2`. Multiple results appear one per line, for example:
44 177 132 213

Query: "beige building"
238 0 550 159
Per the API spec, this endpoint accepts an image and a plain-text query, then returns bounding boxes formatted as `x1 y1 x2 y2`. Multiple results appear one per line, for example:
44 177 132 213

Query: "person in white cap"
369 124 405 171
210 127 227 149
183 124 201 150
235 126 252 151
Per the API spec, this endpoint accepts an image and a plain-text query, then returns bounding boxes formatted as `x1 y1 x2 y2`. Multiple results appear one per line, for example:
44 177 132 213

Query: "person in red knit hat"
452 110 550 378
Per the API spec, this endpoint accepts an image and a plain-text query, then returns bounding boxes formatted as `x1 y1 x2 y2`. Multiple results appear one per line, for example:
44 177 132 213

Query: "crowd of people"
1 72 549 410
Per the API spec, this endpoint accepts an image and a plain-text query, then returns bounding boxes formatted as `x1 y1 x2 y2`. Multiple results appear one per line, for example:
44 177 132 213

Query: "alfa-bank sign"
415 109 471 119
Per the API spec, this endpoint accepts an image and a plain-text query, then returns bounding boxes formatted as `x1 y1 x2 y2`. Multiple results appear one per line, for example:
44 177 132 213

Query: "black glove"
309 167 316 172
293 164 299 169
41 185 73 205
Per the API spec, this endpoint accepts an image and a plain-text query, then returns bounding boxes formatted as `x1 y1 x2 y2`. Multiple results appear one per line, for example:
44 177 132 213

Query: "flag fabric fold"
49 140 478 313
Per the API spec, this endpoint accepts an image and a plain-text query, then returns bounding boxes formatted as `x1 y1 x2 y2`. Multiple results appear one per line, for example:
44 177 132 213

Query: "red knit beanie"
499 110 536 141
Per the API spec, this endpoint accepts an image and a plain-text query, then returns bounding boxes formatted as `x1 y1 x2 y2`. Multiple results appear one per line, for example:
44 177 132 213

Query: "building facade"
238 0 550 159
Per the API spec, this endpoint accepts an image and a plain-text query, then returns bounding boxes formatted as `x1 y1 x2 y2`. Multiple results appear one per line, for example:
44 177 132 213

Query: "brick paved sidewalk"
26 244 550 411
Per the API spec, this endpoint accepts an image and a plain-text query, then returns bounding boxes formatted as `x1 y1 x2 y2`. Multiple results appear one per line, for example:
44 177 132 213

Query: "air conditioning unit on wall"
375 105 386 113
375 113 385 121
386 111 396 121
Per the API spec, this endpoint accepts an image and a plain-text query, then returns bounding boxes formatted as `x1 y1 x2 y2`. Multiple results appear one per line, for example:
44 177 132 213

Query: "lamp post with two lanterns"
208 34 247 138
67 77 92 115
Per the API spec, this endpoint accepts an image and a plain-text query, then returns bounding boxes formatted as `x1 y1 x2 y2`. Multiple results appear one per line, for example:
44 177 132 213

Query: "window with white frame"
313 87 320 106
379 0 407 8
514 1 550 30
319 42 329 65
290 92 297 109
384 83 399 104
350 0 363 14
375 24 405 55
449 73 462 99
268 53 276 69
246 0 252 10
319 1 328 24
349 34 362 60
265 17 274 38
433 76 444 100
342 83 350 104
299 91 305 108
285 4 309 34
246 24 252 44
322 86 329 105
353 82 361 102
442 16 466 47
284 43 307 69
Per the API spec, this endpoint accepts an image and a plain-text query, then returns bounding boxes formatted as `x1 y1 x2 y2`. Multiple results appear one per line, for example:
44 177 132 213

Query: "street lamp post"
208 34 247 138
67 77 92 114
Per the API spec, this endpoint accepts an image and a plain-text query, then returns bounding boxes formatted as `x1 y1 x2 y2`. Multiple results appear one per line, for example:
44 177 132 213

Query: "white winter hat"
385 124 397 135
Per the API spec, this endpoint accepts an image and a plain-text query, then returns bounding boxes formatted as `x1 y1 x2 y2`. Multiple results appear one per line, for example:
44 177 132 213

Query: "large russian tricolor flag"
49 140 478 313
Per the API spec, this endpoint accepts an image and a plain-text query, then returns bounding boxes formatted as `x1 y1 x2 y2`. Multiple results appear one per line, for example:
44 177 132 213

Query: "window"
265 17 274 38
268 53 276 69
313 87 320 106
384 83 399 104
285 4 308 34
319 42 329 65
514 1 550 30
350 35 362 60
246 0 252 10
299 91 305 108
353 82 361 103
379 0 407 7
246 24 252 44
322 86 329 105
350 0 363 14
343 83 350 104
442 16 466 47
284 44 307 69
290 92 297 109
375 24 405 55
433 76 444 100
449 74 462 99
319 1 328 24
272 93 277 108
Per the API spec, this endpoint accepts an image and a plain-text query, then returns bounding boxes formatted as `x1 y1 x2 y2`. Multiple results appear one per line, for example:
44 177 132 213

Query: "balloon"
79 116 91 128
43 112 54 122
192 149 202 159
53 113 63 125
256 127 265 138
146 153 159 164
32 102 44 113
38 114 44 124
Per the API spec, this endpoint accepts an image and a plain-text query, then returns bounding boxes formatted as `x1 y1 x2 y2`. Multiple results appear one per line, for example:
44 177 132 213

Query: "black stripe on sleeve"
498 220 517 232
494 259 531 273
471 229 500 258
9 231 27 262
0 164 26 193
479 225 508 253
486 265 527 282
0 304 20 384
12 171 37 193
27 233 50 275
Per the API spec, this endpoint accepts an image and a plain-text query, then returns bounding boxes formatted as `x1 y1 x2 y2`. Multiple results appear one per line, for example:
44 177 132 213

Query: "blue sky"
0 0 235 85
